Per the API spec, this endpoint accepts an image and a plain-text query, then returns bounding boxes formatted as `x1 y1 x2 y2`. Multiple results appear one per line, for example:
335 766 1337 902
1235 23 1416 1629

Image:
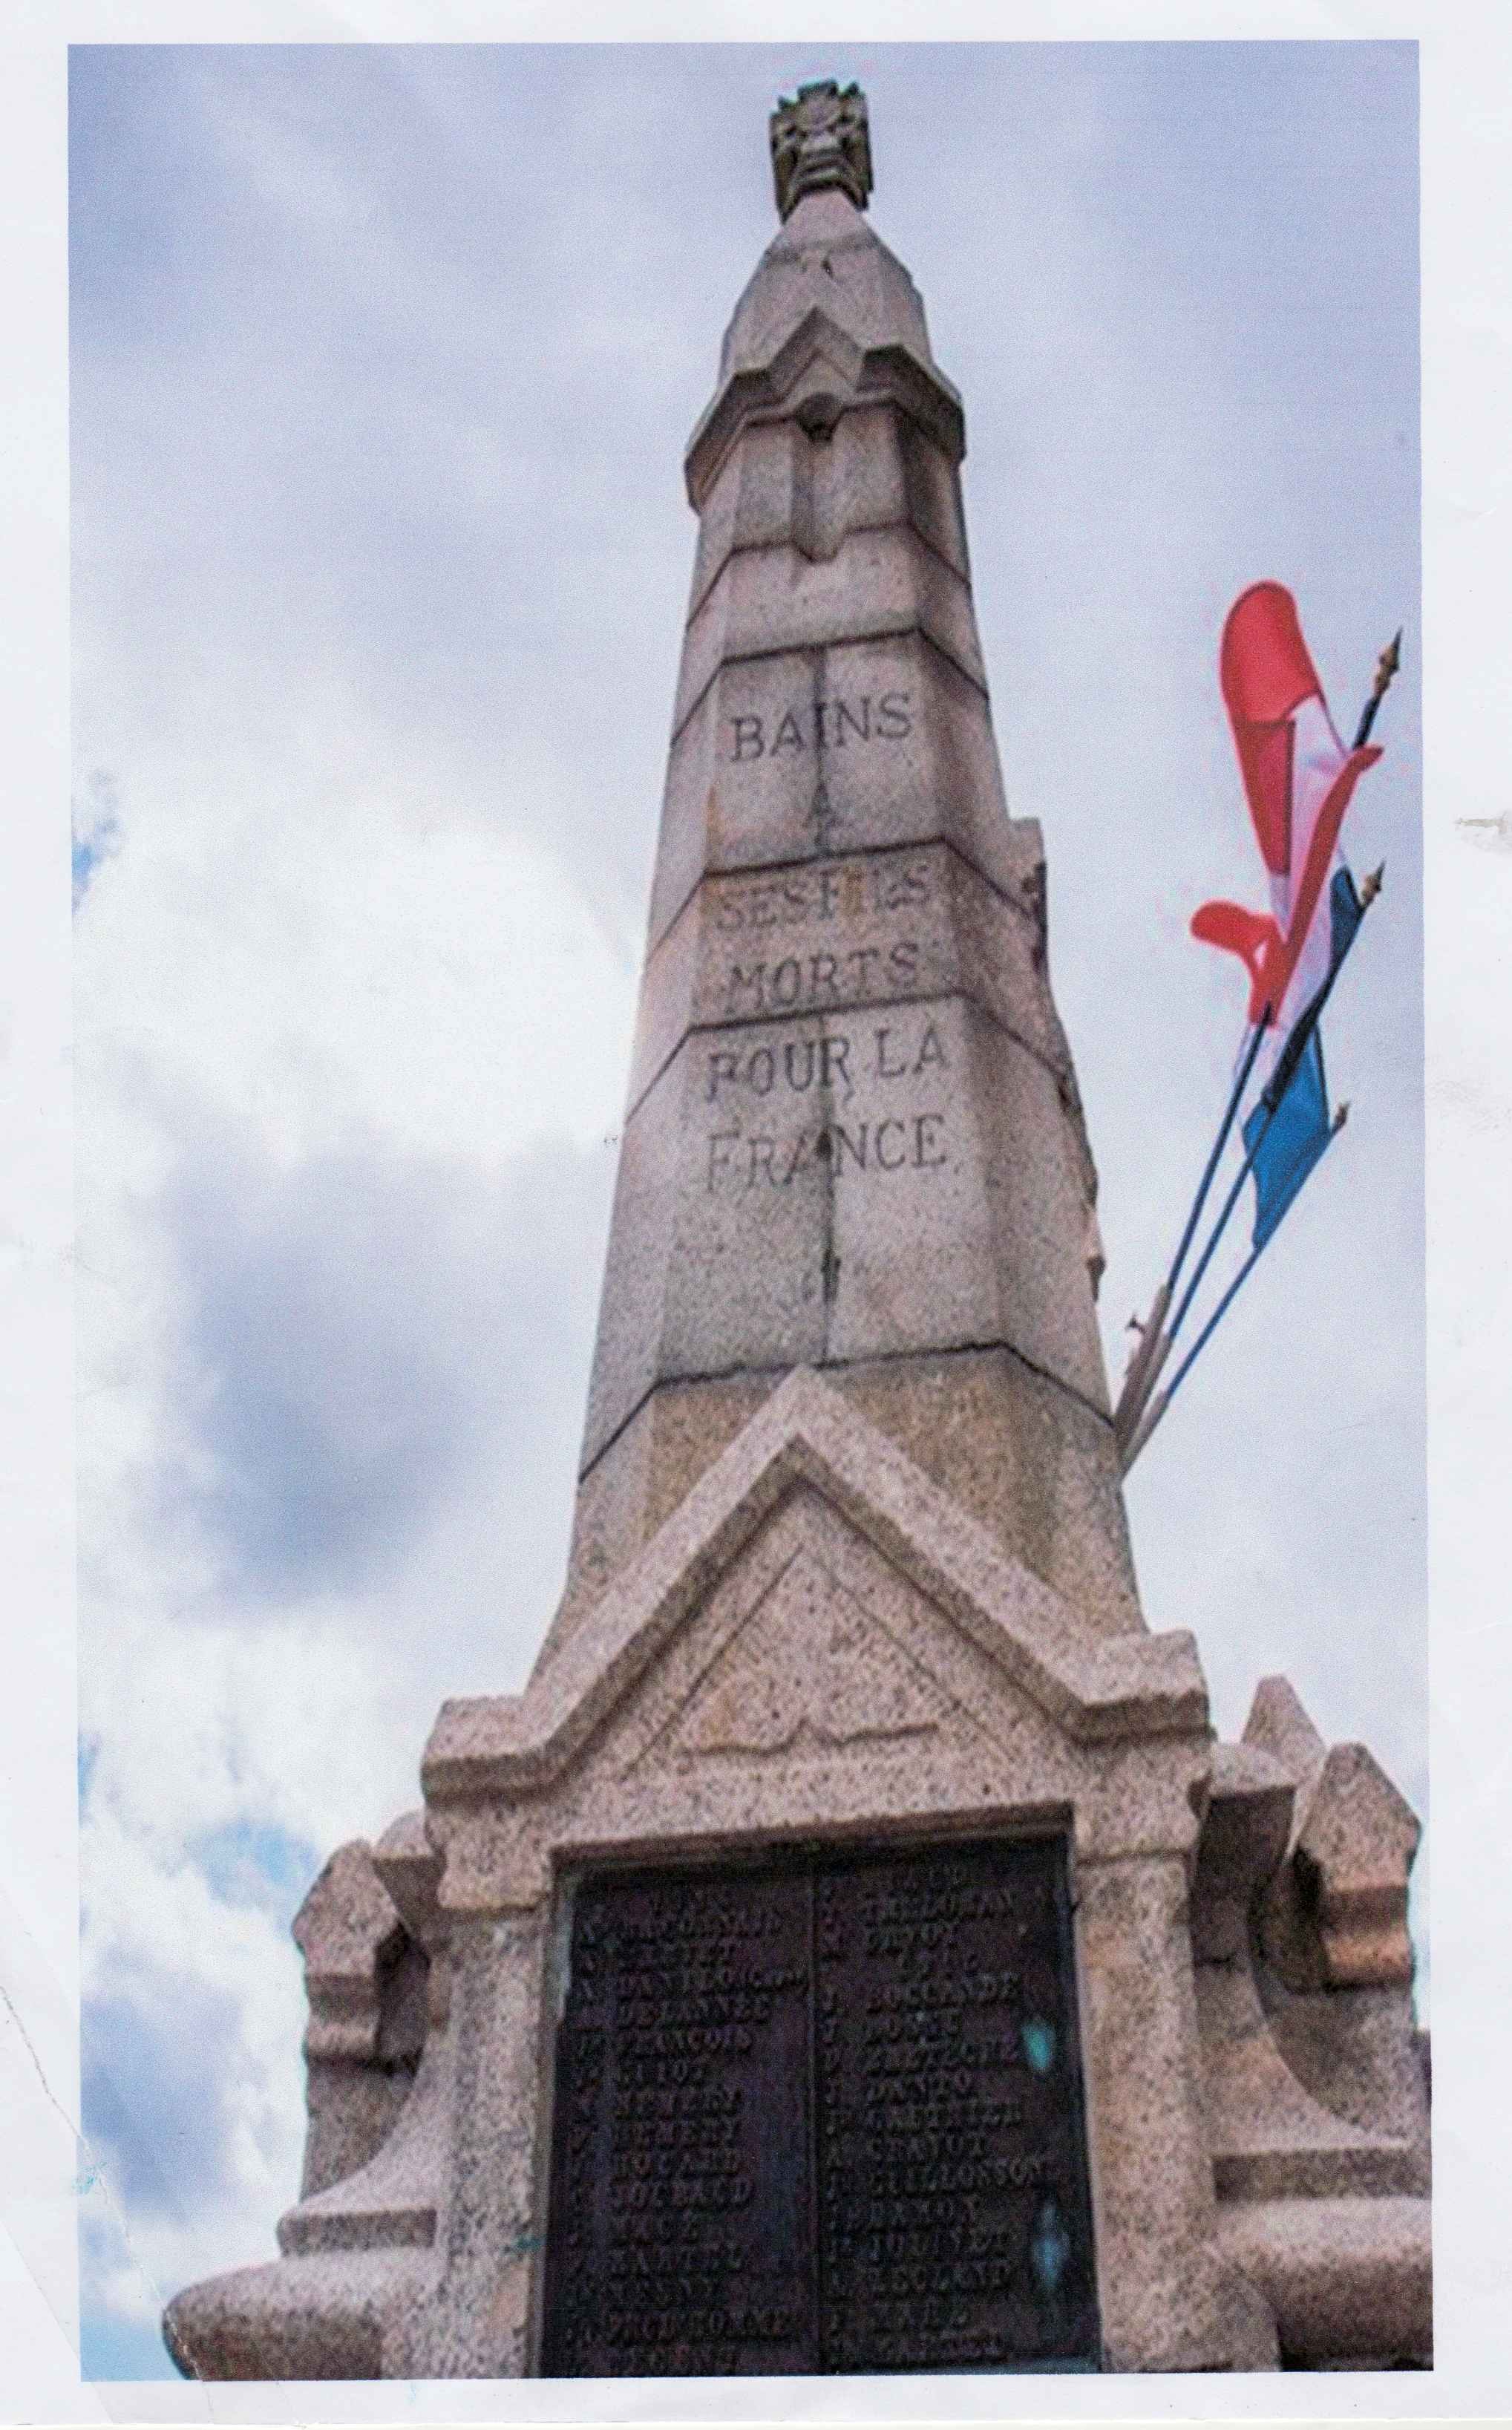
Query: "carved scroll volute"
292 1839 406 2063
1243 1675 1421 1991
372 1808 452 2030
1294 1743 1421 1988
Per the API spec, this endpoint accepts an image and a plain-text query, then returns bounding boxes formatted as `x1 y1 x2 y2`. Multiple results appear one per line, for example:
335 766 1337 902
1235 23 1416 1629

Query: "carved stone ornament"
770 79 873 221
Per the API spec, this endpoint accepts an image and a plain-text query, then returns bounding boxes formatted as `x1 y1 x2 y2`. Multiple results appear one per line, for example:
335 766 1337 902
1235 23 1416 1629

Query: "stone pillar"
544 77 1142 1662
399 1907 549 2380
1075 1853 1274 2372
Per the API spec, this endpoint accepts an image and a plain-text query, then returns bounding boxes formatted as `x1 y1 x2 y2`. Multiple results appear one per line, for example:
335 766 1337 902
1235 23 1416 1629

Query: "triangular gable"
606 1480 1046 1800
423 1368 1206 1809
667 1540 946 1757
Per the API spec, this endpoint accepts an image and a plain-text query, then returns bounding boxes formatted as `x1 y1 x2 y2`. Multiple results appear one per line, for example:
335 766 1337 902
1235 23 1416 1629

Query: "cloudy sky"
66 39 1426 2386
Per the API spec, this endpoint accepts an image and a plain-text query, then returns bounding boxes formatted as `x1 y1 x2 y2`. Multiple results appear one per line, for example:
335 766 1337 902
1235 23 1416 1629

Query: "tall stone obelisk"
165 82 1430 2385
547 78 1139 1663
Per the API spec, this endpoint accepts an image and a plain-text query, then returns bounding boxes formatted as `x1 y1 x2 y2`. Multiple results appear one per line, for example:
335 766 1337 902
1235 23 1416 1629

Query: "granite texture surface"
716 187 933 388
629 840 1069 1114
164 2251 432 2382
647 630 1027 949
587 119 1118 1676
553 1342 1142 1663
1073 1852 1272 2372
1216 2195 1432 2368
583 993 1113 1472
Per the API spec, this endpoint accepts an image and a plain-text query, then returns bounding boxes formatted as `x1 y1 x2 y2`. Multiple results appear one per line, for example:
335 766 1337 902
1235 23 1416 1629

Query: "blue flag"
1243 1025 1332 1249
1326 862 1366 965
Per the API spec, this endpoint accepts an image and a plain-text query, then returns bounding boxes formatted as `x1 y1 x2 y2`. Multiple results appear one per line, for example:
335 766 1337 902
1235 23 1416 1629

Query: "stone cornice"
685 311 965 510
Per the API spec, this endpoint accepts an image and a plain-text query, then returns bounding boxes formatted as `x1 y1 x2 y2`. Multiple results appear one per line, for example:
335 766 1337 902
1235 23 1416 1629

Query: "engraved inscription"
725 943 922 1018
814 1841 1098 2374
728 691 913 761
710 855 933 1023
542 1839 1099 2378
541 1869 815 2378
711 859 930 935
702 1014 952 1195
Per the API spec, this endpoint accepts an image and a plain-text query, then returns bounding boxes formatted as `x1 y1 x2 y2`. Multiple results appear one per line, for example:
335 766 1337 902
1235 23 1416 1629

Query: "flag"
1191 582 1381 1056
1259 862 1364 1116
1116 587 1389 1472
1243 1025 1332 1248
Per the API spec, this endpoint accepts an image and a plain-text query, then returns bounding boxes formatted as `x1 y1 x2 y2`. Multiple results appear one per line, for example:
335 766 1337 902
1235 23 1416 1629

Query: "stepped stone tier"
166 79 1430 2382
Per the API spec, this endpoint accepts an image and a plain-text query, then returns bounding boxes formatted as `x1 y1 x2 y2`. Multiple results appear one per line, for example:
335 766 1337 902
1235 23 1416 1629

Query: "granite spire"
546 79 1142 1659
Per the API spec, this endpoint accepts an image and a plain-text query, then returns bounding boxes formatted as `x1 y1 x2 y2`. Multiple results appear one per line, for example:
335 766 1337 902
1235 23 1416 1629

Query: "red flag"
1193 583 1381 1033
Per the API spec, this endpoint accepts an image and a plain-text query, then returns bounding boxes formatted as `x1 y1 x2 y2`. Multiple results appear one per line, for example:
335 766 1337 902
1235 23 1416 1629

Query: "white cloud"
77 791 634 1173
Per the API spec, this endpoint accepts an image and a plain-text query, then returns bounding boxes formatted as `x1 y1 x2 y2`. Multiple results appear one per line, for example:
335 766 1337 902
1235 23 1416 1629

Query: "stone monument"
166 79 1430 2381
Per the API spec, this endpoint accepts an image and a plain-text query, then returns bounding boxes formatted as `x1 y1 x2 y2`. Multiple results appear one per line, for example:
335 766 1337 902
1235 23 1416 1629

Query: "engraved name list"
540 1838 1100 2378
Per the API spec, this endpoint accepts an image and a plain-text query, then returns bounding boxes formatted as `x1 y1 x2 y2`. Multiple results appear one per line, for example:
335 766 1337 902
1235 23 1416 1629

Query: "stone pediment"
667 1541 946 1757
422 1368 1206 1827
608 1487 1030 1819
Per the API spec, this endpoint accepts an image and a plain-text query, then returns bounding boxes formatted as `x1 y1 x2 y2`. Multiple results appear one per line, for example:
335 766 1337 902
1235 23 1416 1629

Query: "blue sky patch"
80 2304 177 2383
191 1817 321 1926
82 1976 243 2221
72 776 121 912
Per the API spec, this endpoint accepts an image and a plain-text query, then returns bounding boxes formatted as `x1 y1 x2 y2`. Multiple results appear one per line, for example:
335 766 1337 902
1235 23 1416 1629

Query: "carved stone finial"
770 79 872 221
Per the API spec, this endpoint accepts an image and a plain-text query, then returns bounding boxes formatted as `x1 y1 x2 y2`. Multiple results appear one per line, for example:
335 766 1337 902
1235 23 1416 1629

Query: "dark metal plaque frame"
540 1836 1100 2378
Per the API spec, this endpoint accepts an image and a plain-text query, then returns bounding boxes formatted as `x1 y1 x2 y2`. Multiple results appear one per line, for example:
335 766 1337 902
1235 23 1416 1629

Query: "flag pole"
1122 1105 1349 1474
1252 632 1398 1126
1257 862 1384 1117
1164 1008 1273 1297
1114 625 1398 1456
1115 864 1383 1453
1110 1004 1273 1439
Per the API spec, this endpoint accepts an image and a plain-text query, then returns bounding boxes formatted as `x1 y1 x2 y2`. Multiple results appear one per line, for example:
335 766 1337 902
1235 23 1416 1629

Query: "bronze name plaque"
540 1838 1099 2377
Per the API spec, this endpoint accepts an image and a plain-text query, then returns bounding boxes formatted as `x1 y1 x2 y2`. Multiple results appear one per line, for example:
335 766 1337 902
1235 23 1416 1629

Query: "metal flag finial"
1375 629 1403 699
1353 630 1403 750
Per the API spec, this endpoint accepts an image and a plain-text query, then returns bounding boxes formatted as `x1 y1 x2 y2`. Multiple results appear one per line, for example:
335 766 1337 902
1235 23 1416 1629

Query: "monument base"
166 1373 1429 2381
